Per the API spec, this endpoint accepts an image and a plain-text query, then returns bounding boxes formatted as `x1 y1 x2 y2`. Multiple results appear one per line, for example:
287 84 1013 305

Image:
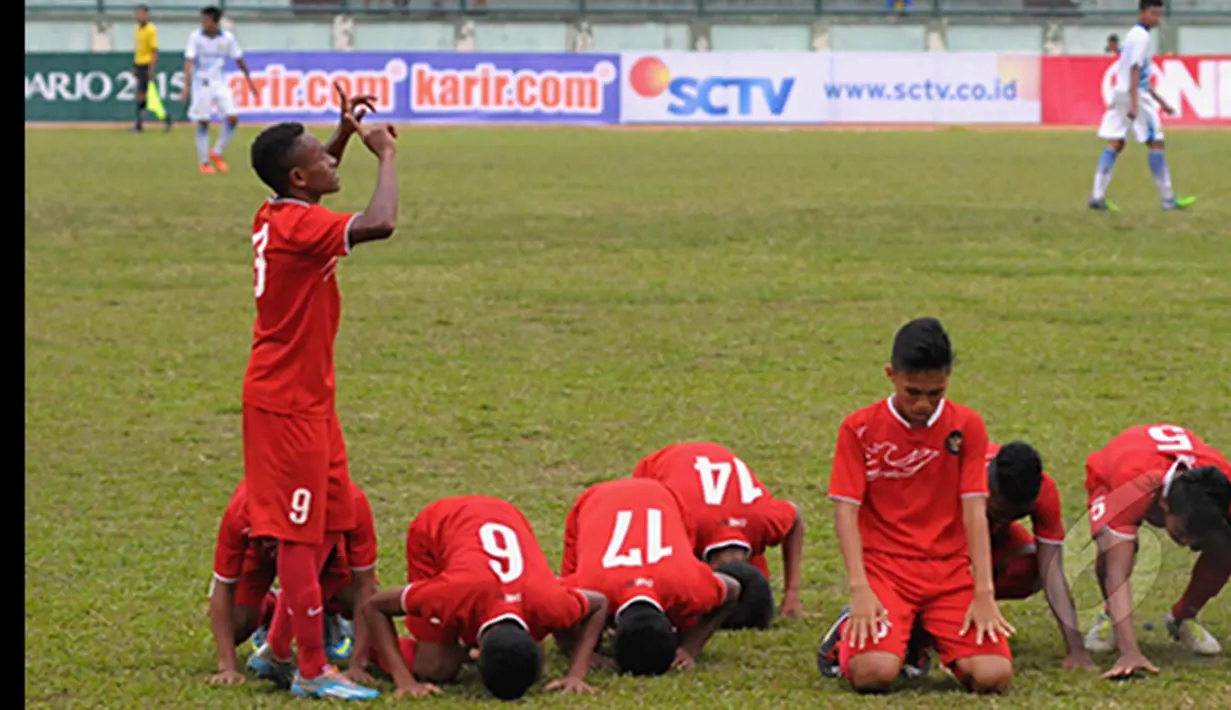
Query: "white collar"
887 395 946 430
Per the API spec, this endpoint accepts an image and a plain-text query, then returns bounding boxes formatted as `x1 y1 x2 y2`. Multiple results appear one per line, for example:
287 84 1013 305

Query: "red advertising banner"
1042 55 1231 126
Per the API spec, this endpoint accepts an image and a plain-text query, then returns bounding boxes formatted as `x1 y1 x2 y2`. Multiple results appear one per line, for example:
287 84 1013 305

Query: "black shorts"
133 64 150 87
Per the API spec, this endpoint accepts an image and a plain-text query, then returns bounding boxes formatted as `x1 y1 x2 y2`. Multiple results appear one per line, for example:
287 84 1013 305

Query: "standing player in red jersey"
903 441 1094 675
560 478 742 676
816 317 1014 694
206 479 376 685
240 81 398 701
632 442 805 628
1081 423 1231 678
357 496 609 700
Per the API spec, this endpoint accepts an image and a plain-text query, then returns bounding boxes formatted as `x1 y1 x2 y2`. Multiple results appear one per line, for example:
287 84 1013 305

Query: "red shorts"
230 538 352 608
846 552 1012 667
992 522 1041 601
243 405 355 543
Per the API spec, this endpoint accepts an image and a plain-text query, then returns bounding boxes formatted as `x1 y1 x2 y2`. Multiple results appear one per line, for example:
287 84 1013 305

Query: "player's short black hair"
477 620 542 701
613 601 677 676
890 317 953 373
1107 34 1118 42
201 5 222 22
136 3 149 10
715 560 774 630
251 122 306 196
1167 466 1231 539
988 441 1044 506
1139 0 1163 8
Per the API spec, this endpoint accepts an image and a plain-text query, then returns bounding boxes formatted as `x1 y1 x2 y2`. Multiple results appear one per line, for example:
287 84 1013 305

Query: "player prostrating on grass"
1088 0 1195 212
239 81 397 700
1082 424 1231 678
560 479 742 676
356 496 609 700
632 442 805 628
206 479 373 685
817 317 1014 694
902 441 1094 675
181 6 257 174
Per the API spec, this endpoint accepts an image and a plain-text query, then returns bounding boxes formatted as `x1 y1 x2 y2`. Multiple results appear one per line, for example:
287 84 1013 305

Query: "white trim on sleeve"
1035 537 1065 546
343 212 362 255
827 495 862 506
399 584 414 615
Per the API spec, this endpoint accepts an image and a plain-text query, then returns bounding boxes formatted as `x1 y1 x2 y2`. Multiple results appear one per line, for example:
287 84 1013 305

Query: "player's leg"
131 65 149 133
993 523 1041 600
319 547 357 664
1090 95 1129 210
920 558 1012 694
207 86 239 172
818 557 913 692
186 83 215 172
1165 548 1228 655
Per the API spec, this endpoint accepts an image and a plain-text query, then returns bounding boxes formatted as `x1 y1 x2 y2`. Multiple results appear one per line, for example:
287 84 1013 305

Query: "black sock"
136 101 146 128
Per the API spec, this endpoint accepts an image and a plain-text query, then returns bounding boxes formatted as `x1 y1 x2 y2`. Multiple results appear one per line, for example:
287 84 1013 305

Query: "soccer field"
25 126 1231 709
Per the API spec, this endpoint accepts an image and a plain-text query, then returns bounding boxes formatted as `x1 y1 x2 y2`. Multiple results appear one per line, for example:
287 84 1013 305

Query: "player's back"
409 495 555 581
634 442 771 511
243 199 351 418
1088 424 1230 487
833 398 989 559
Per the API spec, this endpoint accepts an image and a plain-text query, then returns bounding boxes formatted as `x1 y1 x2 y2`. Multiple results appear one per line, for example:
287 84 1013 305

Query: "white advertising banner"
620 52 830 123
820 53 1042 124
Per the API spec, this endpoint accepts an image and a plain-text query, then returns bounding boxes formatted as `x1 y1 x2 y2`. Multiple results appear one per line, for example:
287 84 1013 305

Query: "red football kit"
632 442 797 579
242 198 361 544
986 442 1066 600
560 479 728 631
1086 423 1231 541
211 479 374 608
828 397 1011 665
398 496 591 647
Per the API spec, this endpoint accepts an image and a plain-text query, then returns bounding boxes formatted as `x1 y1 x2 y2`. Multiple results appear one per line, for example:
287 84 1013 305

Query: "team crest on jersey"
946 431 963 455
865 442 940 481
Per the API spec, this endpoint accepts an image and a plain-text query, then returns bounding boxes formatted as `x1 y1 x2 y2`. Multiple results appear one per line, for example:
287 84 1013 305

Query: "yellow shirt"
134 22 158 66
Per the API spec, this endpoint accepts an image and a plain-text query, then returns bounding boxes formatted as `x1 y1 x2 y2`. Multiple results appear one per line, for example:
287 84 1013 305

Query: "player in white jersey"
180 6 257 174
1088 0 1195 212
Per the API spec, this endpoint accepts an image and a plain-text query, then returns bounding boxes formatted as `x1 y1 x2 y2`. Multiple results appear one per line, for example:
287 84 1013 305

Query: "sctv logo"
628 56 794 116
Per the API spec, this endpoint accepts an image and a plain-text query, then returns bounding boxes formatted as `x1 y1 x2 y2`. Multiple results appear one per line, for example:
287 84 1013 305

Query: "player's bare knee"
1148 140 1165 150
958 656 1012 694
227 116 239 127
848 654 900 692
1108 140 1126 153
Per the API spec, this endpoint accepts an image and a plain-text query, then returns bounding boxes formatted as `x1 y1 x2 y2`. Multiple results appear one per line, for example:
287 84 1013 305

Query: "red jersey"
1086 424 1231 540
401 496 590 645
243 198 358 418
632 442 798 560
828 398 989 559
986 442 1065 545
561 479 727 631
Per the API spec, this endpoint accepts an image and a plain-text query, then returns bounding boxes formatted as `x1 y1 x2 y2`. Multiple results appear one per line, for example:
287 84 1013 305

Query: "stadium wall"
25 51 1231 126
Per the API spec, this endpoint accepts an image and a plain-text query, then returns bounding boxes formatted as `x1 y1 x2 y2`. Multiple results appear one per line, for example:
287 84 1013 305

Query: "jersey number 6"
602 509 673 569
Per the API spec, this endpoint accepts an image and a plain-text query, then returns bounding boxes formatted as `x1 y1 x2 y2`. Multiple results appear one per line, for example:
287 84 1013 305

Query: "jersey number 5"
695 456 764 506
478 523 524 584
602 509 673 569
253 223 270 298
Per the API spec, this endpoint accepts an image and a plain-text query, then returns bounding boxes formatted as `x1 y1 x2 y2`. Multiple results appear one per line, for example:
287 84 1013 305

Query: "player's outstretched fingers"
207 670 246 685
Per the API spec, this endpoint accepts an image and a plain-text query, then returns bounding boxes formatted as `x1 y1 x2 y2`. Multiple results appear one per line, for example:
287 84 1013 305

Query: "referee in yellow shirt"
132 4 171 132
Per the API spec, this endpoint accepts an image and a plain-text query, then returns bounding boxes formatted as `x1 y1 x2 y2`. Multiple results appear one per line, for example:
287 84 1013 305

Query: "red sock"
994 552 1041 600
1171 550 1231 620
277 540 335 679
267 592 294 660
259 590 279 628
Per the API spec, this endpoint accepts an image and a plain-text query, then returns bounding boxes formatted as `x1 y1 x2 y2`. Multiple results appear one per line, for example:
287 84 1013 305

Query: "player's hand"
1160 102 1175 116
671 648 696 671
343 665 376 685
206 669 246 685
1061 651 1098 671
959 590 1015 645
590 653 616 671
545 676 597 694
468 647 480 662
1102 651 1159 680
779 592 806 619
846 585 888 650
1127 102 1138 120
334 80 378 134
395 681 442 697
359 122 398 158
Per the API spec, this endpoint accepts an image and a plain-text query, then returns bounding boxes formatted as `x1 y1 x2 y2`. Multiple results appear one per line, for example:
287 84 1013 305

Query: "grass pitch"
25 126 1231 709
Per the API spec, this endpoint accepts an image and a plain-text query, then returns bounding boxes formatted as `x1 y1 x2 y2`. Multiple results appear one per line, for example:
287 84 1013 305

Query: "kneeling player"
357 496 609 699
632 442 804 627
1082 424 1231 678
817 317 1013 694
560 478 742 675
208 479 373 684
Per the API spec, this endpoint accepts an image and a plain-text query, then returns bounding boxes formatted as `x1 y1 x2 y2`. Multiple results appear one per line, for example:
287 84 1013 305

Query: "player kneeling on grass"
355 496 609 699
1082 424 1231 678
560 479 742 675
632 442 804 628
817 317 1014 694
900 441 1095 674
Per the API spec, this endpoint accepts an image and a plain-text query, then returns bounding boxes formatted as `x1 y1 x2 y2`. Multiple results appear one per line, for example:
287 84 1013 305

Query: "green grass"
25 126 1231 709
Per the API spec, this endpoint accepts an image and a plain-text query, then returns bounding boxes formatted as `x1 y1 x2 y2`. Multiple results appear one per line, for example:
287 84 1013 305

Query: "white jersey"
1113 24 1153 97
185 29 243 87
